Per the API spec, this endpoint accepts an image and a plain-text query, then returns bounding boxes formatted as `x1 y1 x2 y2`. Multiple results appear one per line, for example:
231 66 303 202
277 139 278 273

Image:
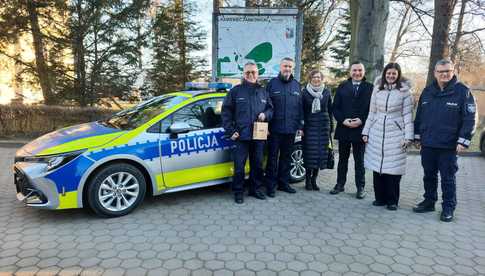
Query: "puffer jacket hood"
373 77 412 92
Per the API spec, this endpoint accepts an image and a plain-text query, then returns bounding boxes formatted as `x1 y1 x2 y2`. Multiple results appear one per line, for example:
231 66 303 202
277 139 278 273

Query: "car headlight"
19 150 86 172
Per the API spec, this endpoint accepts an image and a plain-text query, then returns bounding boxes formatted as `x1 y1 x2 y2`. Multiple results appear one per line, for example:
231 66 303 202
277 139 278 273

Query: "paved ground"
1 146 485 276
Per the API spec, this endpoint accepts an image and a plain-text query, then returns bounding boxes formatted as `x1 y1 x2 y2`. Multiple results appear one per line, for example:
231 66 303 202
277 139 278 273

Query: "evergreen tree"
329 6 351 79
147 0 207 95
69 0 151 106
300 7 325 76
0 0 70 105
0 0 151 106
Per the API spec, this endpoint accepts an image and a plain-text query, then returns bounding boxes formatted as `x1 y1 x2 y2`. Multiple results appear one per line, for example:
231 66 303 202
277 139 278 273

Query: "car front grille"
14 167 47 204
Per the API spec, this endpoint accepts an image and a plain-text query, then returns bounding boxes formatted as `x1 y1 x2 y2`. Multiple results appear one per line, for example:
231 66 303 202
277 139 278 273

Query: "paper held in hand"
253 122 268 140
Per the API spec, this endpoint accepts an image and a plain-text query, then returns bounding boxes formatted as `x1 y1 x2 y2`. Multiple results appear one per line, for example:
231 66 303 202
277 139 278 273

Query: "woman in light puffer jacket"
362 63 414 211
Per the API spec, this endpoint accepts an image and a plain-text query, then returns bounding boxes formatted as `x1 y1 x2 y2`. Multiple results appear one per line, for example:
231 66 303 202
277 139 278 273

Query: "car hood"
17 121 126 156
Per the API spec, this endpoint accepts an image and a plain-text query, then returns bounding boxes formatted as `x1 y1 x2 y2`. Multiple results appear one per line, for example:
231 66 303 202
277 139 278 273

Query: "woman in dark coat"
302 70 333 191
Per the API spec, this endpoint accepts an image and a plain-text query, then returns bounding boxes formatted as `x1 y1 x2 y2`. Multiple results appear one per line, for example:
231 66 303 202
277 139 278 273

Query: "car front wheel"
87 163 146 217
290 144 305 183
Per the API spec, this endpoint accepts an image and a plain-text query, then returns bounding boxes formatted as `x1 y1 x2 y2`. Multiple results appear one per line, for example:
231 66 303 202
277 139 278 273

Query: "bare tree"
449 0 485 73
389 1 412 62
450 0 468 63
384 0 431 63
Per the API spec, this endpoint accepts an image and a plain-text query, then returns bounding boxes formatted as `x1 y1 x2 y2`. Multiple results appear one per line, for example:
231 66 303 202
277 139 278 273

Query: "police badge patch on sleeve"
467 103 476 113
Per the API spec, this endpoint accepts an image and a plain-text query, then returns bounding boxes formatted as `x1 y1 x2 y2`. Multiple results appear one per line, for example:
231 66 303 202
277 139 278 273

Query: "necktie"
353 84 359 97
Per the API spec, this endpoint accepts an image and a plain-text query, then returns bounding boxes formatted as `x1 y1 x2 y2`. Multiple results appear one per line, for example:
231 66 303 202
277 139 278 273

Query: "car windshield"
100 95 187 130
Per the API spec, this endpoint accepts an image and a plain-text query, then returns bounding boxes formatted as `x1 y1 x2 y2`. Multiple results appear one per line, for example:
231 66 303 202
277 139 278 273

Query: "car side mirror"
169 122 191 134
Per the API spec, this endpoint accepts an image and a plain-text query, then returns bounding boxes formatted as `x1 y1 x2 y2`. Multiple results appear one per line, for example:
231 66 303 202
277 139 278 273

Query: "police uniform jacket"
221 81 273 141
266 74 303 135
414 75 477 149
333 78 373 142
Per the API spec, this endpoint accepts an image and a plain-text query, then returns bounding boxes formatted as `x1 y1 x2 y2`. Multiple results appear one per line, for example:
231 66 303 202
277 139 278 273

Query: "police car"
14 83 305 217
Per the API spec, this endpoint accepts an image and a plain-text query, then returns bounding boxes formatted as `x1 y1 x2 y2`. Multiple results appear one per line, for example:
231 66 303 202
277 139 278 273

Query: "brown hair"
379 63 403 90
307 69 324 82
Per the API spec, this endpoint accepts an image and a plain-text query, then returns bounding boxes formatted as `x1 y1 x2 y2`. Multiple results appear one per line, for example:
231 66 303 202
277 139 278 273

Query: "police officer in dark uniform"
413 59 476 222
265 57 303 197
222 62 273 204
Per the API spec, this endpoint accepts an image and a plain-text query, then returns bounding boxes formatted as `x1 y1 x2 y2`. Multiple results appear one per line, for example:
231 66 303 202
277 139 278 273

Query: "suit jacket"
333 78 373 142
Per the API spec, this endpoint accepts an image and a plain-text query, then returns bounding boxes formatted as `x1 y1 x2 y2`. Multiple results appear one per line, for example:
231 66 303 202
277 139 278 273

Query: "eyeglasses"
244 71 257 75
436 70 453 74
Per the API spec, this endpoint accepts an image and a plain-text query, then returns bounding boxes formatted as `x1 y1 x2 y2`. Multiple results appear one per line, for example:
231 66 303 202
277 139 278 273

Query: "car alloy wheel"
290 145 306 182
98 172 140 212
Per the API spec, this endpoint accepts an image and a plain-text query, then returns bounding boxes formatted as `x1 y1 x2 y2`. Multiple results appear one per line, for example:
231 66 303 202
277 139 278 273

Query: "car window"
161 97 224 133
101 95 187 130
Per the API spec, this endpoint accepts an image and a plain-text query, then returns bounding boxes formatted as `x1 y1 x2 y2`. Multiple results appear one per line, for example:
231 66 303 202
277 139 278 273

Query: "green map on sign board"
217 42 273 77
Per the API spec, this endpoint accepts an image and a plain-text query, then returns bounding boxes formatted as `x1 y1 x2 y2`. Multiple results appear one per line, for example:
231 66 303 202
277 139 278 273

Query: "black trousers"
373 172 402 205
265 133 294 191
233 140 265 194
421 147 458 212
336 140 365 188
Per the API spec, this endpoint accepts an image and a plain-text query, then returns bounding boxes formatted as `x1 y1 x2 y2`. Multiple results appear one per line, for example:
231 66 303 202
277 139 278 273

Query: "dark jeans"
265 133 294 192
421 147 458 211
373 172 402 205
336 140 365 189
233 140 265 194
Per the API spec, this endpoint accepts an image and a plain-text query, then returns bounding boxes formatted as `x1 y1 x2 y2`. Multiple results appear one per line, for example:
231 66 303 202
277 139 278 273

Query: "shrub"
0 104 114 138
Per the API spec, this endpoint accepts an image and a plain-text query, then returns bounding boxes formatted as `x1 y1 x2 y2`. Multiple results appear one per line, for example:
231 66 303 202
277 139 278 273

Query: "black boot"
413 200 435 213
311 169 320 191
329 184 344 195
234 193 244 204
277 185 296 193
305 170 313 190
356 187 367 199
440 209 454 222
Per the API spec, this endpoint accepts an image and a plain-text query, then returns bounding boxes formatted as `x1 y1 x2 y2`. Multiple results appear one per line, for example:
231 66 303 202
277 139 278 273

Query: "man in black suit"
331 62 373 199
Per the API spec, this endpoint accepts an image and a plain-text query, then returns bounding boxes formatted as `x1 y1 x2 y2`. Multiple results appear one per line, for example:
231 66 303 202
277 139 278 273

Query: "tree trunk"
12 38 24 104
352 0 390 82
174 0 187 86
89 6 101 106
73 0 87 106
349 0 359 62
213 0 223 12
426 0 458 85
27 1 55 105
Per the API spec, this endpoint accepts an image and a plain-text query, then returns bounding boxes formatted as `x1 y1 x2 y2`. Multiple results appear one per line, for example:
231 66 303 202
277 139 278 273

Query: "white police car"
14 83 305 217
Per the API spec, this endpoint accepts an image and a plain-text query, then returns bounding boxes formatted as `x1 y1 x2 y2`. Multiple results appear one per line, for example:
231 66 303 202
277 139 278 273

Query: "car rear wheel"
290 144 305 183
87 163 146 218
